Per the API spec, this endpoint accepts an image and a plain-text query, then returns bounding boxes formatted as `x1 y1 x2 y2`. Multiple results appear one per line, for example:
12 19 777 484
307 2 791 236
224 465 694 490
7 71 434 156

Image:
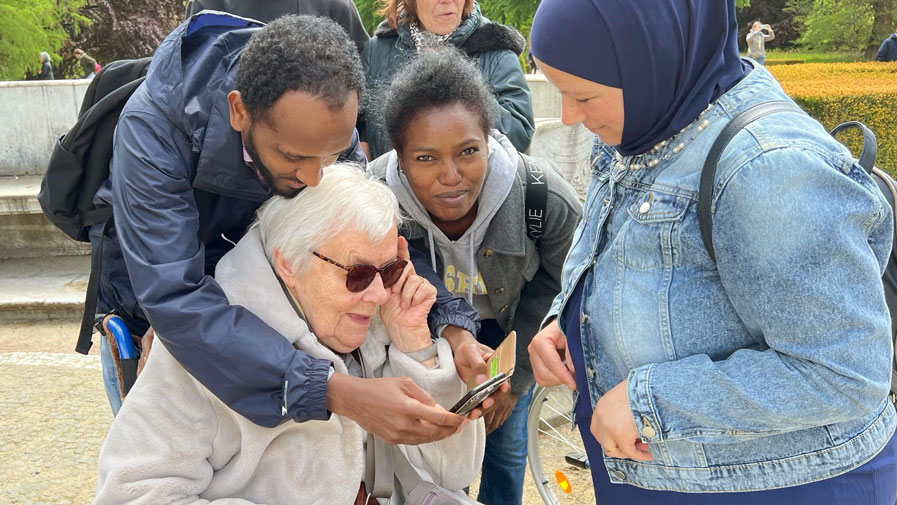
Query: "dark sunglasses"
312 251 408 293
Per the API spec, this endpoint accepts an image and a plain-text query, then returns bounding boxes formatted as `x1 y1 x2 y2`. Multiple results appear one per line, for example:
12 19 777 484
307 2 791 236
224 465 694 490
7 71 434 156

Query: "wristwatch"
403 341 438 362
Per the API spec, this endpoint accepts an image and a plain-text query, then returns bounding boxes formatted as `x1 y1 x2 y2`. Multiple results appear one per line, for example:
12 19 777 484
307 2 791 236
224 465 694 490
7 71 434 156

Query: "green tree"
66 0 185 73
354 0 382 35
864 0 895 58
479 0 540 38
0 0 89 80
791 0 875 51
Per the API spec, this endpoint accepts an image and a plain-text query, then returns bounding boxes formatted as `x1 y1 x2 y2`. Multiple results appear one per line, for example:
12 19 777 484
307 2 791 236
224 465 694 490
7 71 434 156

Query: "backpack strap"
699 105 897 396
830 121 878 173
76 214 113 354
698 101 798 262
519 152 547 242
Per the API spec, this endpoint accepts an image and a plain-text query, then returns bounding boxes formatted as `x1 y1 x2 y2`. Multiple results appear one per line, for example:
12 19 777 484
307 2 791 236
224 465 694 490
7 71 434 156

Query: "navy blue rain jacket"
92 12 479 427
877 33 897 62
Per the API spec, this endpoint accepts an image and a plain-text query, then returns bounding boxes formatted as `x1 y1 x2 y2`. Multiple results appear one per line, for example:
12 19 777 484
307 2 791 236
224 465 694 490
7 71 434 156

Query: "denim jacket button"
612 470 626 481
586 367 595 378
639 201 652 214
641 425 657 439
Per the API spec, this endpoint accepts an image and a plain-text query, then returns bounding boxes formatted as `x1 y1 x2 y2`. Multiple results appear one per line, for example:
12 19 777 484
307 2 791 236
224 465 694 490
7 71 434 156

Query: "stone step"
0 255 88 322
0 175 90 259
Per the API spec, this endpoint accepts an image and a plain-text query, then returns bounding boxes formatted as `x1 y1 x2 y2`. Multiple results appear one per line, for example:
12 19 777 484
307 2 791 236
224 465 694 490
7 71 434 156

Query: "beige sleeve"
93 341 257 505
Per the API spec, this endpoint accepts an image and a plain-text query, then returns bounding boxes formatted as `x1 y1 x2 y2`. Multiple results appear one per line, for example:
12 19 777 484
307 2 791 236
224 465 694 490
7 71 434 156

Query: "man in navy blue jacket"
877 28 897 62
92 13 485 442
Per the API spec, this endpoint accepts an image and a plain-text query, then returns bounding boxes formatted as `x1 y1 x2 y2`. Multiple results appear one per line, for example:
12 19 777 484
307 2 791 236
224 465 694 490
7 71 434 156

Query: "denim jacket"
548 62 897 492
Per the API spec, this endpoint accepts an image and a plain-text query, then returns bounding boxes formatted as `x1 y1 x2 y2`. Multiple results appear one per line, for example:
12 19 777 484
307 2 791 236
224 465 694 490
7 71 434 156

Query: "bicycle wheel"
527 385 595 505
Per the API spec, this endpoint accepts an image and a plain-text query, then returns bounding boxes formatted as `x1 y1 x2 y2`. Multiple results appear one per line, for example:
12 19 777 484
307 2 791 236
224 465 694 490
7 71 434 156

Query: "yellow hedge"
767 62 897 175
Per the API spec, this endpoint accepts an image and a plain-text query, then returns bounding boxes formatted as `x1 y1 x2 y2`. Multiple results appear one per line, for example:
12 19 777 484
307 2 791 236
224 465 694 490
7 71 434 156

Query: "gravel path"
0 322 110 504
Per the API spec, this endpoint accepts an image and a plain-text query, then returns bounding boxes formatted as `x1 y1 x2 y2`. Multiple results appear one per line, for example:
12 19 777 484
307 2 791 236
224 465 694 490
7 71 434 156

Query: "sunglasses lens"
381 259 408 289
344 259 409 292
346 265 378 293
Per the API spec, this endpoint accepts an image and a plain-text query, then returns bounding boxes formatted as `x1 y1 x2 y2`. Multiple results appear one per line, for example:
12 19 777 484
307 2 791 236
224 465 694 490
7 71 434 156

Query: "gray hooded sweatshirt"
372 131 583 395
386 134 517 318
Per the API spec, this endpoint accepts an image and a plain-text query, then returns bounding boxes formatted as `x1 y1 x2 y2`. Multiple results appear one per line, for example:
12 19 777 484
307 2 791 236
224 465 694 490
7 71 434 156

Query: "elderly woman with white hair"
37 52 53 80
93 164 485 505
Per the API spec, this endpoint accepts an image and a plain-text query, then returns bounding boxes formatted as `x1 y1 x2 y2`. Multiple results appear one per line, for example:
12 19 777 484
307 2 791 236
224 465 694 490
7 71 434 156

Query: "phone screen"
449 372 510 416
449 331 517 416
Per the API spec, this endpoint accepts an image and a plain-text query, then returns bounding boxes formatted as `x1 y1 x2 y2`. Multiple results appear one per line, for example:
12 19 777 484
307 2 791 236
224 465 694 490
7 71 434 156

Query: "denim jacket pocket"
617 191 689 271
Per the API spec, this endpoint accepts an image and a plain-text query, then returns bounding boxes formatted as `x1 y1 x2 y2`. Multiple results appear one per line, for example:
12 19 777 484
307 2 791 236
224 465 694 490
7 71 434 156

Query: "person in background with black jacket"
184 0 370 53
92 13 491 446
877 26 897 62
37 52 54 80
358 0 535 161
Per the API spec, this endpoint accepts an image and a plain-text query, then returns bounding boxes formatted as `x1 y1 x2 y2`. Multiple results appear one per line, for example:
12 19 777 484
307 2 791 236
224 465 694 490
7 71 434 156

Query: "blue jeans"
475 318 532 505
100 334 123 416
476 385 533 505
756 55 765 66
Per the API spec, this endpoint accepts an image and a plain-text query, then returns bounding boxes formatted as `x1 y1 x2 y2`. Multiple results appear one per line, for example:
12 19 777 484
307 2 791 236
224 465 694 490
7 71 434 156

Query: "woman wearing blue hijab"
527 0 897 503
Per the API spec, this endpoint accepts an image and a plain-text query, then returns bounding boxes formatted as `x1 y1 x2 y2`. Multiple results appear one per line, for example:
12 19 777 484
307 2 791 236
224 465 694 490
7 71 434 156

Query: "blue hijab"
530 0 747 156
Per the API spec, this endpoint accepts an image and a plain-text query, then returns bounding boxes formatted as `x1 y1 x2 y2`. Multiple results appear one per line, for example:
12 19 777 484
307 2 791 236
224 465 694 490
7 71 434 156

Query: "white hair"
39 52 50 62
256 163 403 277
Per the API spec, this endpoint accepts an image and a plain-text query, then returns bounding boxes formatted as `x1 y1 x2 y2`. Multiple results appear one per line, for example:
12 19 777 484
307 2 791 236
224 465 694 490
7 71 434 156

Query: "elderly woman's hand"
380 237 438 352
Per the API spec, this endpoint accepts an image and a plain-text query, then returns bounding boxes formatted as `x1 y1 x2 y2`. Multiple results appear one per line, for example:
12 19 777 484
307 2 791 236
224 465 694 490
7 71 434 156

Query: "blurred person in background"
74 48 98 78
358 0 534 161
877 26 897 62
746 20 774 65
37 52 54 80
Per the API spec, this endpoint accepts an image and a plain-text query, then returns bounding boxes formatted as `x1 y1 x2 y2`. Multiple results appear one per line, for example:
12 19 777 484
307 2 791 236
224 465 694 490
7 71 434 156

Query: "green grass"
762 49 866 63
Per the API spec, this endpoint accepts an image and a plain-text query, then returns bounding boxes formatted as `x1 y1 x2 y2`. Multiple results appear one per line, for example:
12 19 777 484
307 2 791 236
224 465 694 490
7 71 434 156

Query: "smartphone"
450 372 510 416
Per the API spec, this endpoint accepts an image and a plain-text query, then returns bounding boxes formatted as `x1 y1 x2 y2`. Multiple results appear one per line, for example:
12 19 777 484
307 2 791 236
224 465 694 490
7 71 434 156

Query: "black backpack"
37 57 152 354
698 101 897 395
38 57 152 242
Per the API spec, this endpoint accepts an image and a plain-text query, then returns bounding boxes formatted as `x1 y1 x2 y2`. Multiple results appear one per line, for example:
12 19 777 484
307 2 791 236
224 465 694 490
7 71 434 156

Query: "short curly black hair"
236 15 364 121
383 48 498 152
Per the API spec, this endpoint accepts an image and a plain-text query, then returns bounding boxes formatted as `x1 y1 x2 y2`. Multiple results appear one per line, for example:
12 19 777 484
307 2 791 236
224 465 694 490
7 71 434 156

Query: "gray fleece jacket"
370 132 582 394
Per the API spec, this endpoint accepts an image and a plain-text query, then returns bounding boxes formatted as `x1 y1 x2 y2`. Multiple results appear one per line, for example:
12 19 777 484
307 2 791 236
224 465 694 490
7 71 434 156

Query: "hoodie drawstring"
468 239 475 305
427 230 438 277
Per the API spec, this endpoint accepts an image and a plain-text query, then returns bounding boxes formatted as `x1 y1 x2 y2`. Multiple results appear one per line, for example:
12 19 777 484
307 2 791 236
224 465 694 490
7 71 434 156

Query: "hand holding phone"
450 372 510 416
449 331 516 416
